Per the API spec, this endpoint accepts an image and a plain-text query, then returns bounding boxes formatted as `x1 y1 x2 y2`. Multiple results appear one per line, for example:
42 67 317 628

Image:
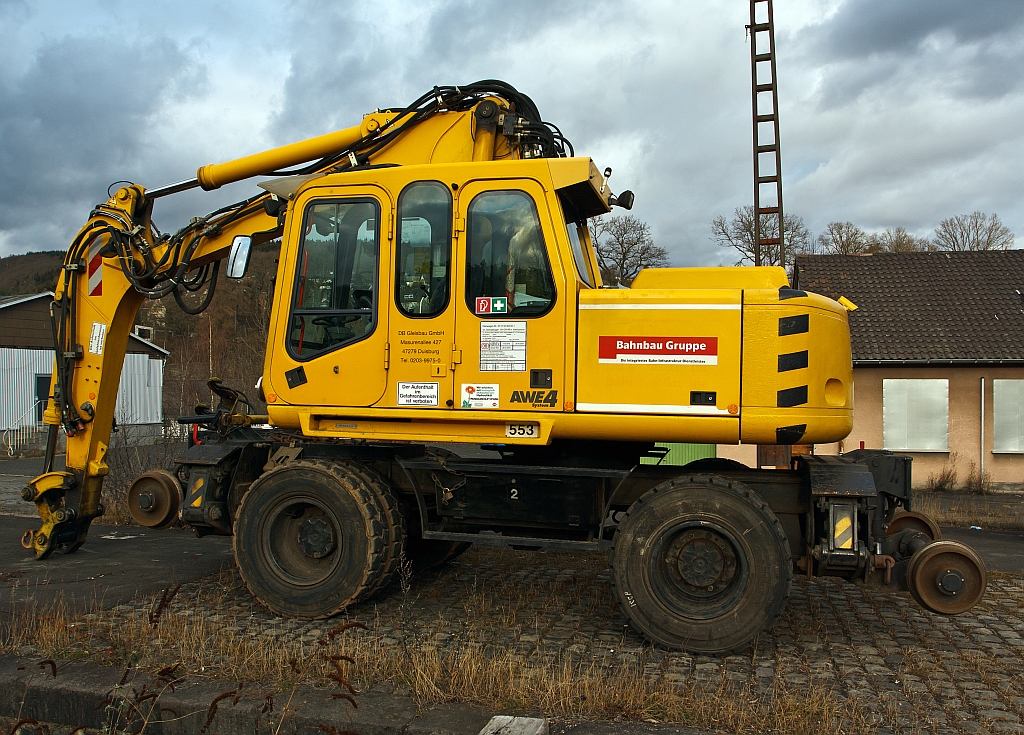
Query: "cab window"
466 191 556 317
396 182 452 317
566 221 594 287
288 199 378 359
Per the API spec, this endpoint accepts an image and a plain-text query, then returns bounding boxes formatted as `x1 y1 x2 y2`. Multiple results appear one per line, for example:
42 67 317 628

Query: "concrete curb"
0 655 718 734
0 654 494 734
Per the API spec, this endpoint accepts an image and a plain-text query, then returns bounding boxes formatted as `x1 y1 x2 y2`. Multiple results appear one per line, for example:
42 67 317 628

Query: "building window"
993 379 1024 453
883 379 948 451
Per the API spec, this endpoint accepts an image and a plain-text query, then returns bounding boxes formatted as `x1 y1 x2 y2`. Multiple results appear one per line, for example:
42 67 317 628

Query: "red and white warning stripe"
86 236 103 297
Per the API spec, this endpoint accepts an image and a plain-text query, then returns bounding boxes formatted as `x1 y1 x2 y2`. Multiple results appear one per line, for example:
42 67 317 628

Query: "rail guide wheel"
887 510 942 541
233 460 390 618
906 540 987 615
127 470 183 529
611 474 792 654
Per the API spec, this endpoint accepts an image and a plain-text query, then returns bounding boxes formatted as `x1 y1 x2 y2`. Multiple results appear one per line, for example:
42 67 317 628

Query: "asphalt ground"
0 515 234 619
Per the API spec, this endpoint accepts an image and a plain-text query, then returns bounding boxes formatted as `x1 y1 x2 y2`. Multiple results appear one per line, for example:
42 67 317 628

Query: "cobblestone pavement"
82 545 1024 735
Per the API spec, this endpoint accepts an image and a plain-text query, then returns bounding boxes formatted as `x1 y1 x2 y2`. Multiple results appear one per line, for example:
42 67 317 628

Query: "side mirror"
226 236 252 279
611 190 635 210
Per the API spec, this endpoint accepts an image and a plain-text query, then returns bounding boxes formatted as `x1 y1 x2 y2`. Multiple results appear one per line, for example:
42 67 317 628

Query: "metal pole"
748 1 761 267
980 377 985 483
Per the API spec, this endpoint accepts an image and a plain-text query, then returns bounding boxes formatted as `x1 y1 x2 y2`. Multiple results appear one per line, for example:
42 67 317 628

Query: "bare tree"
933 211 1014 251
588 214 669 286
711 206 812 268
816 221 870 255
867 227 933 253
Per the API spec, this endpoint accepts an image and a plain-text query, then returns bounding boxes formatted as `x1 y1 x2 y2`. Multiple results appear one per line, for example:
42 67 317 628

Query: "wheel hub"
937 568 965 595
666 529 737 593
297 517 336 559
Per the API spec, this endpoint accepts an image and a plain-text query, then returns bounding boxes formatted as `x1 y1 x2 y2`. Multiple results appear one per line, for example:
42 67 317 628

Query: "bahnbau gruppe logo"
598 336 719 365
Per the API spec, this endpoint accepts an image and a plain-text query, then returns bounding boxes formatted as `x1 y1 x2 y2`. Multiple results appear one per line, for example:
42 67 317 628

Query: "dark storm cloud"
783 0 1024 244
0 35 205 252
270 0 614 143
818 0 1024 59
804 0 1024 105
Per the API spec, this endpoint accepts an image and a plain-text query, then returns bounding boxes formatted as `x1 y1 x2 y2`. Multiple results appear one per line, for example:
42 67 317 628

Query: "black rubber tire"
611 474 792 654
233 460 387 618
443 541 473 564
680 458 750 474
396 490 472 573
404 536 472 573
340 461 406 595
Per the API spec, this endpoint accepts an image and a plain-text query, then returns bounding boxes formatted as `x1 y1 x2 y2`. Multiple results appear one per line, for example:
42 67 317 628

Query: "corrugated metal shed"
0 349 54 429
0 348 163 429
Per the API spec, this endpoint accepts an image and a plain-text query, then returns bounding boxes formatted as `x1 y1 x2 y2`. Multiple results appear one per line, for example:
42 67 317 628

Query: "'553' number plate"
505 422 538 438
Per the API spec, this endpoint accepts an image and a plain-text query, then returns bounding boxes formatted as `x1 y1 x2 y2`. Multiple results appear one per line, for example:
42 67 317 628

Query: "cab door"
270 185 392 407
453 180 566 413
380 181 457 410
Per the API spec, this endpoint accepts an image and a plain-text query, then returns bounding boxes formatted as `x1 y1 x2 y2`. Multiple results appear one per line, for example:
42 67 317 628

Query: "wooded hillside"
0 251 64 296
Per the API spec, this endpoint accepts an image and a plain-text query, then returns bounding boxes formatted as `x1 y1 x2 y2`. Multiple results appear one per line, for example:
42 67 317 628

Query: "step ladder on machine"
748 0 785 268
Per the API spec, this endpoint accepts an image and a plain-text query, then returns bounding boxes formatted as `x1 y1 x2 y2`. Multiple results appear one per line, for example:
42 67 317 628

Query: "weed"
914 490 1024 530
961 460 993 495
925 452 959 492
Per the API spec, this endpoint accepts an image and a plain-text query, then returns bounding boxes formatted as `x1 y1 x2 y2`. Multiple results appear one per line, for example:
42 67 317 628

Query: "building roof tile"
794 251 1024 364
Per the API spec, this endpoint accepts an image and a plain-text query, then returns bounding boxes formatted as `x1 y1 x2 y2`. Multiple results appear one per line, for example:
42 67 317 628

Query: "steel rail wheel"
127 470 182 529
233 460 387 618
612 474 792 654
906 540 987 615
887 510 942 541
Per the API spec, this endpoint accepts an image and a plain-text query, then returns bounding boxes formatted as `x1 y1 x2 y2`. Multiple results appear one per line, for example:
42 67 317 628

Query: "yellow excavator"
21 81 986 653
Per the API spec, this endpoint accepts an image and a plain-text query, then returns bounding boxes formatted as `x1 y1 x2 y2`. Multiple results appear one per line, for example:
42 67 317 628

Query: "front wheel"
233 460 387 618
611 474 792 654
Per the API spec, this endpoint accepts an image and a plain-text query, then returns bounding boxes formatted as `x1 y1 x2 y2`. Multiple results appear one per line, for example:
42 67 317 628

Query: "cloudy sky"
0 0 1021 266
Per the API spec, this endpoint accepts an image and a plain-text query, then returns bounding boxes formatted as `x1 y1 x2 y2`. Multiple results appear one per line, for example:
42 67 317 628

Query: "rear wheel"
233 460 387 618
611 474 792 654
341 461 406 595
405 536 472 573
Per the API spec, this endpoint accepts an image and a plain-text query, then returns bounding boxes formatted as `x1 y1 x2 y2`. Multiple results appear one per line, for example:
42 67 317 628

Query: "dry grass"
0 569 885 734
914 489 1024 530
961 460 994 495
925 452 960 492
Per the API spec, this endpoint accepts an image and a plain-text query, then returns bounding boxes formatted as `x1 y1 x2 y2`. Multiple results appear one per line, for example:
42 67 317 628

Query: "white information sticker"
461 383 500 408
88 322 107 355
397 382 439 406
479 321 527 372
